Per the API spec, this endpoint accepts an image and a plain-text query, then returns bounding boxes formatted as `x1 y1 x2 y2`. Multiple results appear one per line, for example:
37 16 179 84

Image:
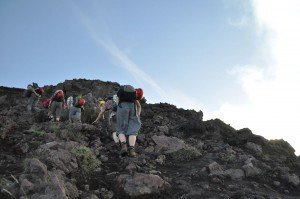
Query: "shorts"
117 102 141 136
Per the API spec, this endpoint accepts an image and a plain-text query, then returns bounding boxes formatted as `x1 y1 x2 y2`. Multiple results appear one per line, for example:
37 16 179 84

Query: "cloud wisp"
214 0 300 154
70 2 165 95
71 2 205 112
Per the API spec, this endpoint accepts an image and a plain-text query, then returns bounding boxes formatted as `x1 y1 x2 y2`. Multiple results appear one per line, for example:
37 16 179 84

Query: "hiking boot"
120 143 128 156
128 147 137 157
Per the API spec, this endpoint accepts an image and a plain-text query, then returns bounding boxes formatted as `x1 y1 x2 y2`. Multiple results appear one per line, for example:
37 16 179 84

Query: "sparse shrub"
50 123 60 137
65 124 85 142
22 158 33 170
30 140 42 149
71 146 101 178
32 130 45 137
170 146 201 161
81 107 98 123
219 153 236 164
54 124 86 141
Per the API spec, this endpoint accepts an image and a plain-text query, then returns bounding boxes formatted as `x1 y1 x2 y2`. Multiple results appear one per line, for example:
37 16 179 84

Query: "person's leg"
128 135 137 157
118 133 127 156
117 103 130 156
74 108 82 123
118 133 126 143
127 103 141 157
112 132 119 143
48 102 55 120
110 116 119 143
68 107 73 123
117 105 130 137
27 95 36 113
55 102 63 121
128 135 137 147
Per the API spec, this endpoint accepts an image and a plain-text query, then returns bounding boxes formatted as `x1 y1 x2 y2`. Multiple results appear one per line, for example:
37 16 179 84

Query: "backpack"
117 85 137 102
55 90 64 101
42 99 51 108
135 88 144 100
72 96 86 108
76 98 86 107
36 88 44 95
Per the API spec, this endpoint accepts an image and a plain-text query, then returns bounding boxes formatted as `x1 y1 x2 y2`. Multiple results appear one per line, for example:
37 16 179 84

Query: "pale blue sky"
0 0 260 107
1 1 299 153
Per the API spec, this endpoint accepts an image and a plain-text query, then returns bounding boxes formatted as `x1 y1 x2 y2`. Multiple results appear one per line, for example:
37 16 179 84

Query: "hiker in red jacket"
48 90 67 122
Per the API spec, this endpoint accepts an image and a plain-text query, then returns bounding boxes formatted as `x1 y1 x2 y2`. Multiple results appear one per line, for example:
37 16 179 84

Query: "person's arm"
92 108 105 124
92 101 110 124
66 97 71 109
48 91 58 108
28 85 41 97
135 100 141 116
62 93 67 109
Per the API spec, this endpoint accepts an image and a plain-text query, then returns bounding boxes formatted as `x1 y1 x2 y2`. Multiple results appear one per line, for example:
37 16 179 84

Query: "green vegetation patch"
71 146 101 178
32 130 46 137
169 146 201 161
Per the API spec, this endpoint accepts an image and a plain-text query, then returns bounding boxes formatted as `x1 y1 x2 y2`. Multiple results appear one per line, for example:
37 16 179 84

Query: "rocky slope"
0 79 299 199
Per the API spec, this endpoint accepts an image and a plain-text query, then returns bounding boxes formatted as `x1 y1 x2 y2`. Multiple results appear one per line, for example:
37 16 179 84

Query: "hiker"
116 85 143 157
92 95 119 143
25 83 44 113
48 90 67 122
98 98 106 109
67 93 86 123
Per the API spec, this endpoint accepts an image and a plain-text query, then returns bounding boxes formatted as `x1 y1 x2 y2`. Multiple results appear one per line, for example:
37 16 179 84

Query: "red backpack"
55 90 64 100
77 98 86 107
36 88 44 95
42 99 51 108
135 88 144 100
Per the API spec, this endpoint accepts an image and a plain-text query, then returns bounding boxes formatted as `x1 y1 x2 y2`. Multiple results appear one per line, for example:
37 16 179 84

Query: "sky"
0 0 299 154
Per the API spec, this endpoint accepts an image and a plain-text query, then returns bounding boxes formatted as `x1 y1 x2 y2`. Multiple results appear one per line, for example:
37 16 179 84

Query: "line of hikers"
25 83 144 157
